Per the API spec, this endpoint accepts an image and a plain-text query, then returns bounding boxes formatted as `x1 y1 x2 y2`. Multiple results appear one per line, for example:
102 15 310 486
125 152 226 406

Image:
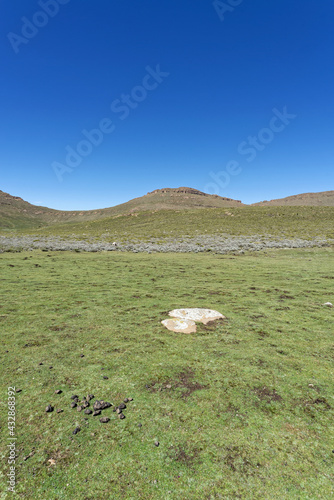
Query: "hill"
253 191 334 206
0 188 243 230
1 188 334 234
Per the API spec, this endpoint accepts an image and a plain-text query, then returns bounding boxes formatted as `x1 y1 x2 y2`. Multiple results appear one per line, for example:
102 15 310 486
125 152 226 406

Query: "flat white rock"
161 318 197 334
168 308 225 324
323 302 333 307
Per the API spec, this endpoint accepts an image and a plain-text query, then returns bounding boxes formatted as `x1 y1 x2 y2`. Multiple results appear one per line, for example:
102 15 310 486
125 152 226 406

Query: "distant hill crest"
253 191 334 206
147 187 242 202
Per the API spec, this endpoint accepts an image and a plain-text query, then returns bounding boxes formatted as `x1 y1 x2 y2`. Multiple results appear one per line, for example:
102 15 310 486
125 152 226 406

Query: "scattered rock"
72 427 81 435
84 409 92 415
70 402 77 408
116 408 122 414
103 376 109 380
100 417 110 423
124 398 129 403
161 318 197 334
87 394 94 401
154 441 160 447
56 409 63 414
137 423 142 428
166 384 172 389
39 362 43 366
55 390 62 394
118 403 126 410
323 302 333 308
49 366 53 369
16 388 22 393
119 413 125 420
45 405 53 413
128 397 133 401
82 401 90 408
71 395 79 400
80 354 85 358
93 410 101 417
77 406 83 412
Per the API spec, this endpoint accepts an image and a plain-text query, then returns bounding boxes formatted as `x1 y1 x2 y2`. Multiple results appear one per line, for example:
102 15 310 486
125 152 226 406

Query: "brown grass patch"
253 386 283 403
303 397 331 410
148 368 208 399
223 445 261 475
49 325 66 332
167 444 201 468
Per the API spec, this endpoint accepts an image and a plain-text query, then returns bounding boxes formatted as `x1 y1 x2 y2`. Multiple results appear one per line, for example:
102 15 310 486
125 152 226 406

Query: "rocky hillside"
253 191 334 206
0 187 244 230
147 187 242 203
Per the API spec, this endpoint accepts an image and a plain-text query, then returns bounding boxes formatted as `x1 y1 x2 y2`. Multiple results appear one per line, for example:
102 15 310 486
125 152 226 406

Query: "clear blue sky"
1 0 333 209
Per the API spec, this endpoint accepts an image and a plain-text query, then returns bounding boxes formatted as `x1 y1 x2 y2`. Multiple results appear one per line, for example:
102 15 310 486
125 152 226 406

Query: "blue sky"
1 0 333 209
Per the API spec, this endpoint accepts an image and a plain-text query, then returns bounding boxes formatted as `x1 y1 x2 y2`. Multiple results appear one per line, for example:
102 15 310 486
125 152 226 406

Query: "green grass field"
0 248 333 499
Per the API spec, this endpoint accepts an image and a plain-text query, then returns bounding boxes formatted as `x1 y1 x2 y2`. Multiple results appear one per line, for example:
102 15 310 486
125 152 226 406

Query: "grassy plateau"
0 247 333 499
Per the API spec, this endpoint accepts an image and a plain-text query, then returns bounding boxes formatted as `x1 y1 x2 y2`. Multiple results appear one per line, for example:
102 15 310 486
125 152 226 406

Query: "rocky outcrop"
147 187 242 203
0 190 23 202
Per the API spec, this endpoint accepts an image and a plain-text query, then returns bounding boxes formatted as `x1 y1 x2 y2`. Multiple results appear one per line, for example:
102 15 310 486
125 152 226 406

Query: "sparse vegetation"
0 233 333 255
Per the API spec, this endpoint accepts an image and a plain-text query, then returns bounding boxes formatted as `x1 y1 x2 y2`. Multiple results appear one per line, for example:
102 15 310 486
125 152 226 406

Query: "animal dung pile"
161 308 225 333
69 394 133 422
45 391 134 436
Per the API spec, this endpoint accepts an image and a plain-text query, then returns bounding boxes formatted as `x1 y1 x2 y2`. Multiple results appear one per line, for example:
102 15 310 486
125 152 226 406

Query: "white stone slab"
161 318 197 334
168 308 225 324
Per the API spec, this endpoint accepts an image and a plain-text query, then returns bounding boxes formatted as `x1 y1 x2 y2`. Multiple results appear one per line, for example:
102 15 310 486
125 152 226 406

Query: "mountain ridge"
1 187 333 231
